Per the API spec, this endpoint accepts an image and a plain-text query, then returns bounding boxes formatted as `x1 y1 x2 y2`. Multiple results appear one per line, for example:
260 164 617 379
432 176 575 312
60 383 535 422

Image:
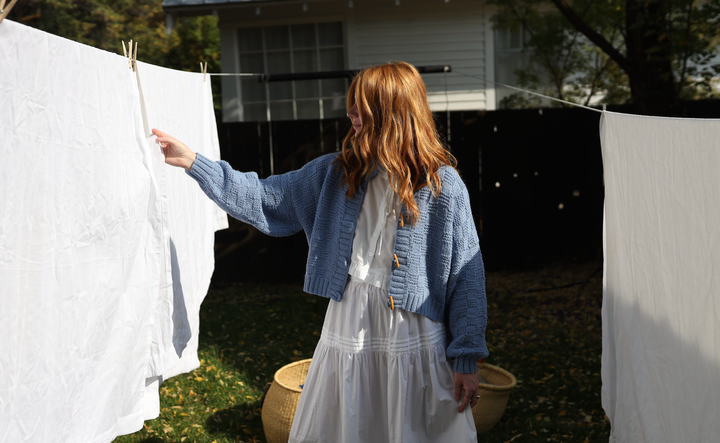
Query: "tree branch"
678 1 695 95
549 0 634 75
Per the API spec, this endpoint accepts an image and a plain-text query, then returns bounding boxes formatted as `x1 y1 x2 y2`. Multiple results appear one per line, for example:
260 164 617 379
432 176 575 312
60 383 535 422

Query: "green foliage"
671 0 720 100
493 0 630 108
7 0 222 115
490 0 720 112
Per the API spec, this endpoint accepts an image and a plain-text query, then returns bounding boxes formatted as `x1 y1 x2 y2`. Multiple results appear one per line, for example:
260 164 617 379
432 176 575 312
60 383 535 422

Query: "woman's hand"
152 128 197 171
454 371 480 413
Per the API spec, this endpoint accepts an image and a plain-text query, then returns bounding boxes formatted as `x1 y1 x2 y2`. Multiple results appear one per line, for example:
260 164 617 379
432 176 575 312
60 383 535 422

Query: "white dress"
289 171 477 443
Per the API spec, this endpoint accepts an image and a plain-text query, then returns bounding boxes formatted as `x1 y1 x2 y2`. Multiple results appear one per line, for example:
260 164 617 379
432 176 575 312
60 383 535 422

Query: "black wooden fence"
211 101 720 283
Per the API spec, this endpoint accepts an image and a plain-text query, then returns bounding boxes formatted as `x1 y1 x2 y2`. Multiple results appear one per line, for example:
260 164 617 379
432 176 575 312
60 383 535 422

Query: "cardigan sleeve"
444 176 490 373
186 152 332 237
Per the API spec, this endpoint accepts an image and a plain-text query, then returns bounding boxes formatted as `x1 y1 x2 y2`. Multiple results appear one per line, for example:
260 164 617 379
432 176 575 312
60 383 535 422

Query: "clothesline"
452 69 604 113
205 70 604 114
208 72 262 76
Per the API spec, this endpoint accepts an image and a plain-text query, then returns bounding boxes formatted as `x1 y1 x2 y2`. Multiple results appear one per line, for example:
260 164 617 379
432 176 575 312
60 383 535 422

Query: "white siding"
352 0 489 111
216 0 493 121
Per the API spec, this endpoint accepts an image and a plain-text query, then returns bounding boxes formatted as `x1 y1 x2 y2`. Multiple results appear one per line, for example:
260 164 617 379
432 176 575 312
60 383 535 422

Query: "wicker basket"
471 361 517 433
261 358 312 443
261 358 515 439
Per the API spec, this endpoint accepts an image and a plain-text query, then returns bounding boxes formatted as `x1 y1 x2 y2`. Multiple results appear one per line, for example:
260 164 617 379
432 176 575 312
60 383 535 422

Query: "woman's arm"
444 175 488 366
454 371 480 413
153 128 327 237
442 173 489 412
153 128 197 171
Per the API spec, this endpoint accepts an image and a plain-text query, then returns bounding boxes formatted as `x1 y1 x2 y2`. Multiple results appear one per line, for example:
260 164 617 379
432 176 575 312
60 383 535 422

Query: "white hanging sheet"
0 20 173 442
136 60 228 386
0 19 227 443
600 111 720 443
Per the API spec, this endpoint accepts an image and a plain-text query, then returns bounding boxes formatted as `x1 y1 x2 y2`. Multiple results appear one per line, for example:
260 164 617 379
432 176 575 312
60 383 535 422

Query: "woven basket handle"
477 359 488 384
259 382 272 409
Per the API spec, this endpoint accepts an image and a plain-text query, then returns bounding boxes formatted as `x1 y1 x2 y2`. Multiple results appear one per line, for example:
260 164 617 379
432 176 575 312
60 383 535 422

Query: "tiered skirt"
289 278 477 443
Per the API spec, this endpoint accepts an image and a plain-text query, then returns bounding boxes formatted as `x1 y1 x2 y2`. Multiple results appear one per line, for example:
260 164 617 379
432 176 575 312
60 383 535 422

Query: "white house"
163 0 523 122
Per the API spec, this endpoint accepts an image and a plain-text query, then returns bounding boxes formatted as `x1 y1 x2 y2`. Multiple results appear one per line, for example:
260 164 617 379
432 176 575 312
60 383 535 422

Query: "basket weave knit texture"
471 362 517 433
261 359 312 443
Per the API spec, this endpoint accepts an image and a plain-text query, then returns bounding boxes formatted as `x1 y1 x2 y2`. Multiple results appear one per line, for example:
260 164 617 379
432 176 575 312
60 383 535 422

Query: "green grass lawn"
113 260 608 443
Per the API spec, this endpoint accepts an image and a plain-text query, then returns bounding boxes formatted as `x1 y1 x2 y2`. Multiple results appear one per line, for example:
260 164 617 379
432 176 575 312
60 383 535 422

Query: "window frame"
236 20 348 122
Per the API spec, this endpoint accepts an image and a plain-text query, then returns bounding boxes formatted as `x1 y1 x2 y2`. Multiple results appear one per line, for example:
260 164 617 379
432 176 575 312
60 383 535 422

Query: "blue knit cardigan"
188 152 488 373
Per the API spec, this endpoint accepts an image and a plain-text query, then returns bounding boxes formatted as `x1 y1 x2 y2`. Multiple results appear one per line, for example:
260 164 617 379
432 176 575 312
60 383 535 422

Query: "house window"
495 25 524 51
494 25 531 107
238 22 347 121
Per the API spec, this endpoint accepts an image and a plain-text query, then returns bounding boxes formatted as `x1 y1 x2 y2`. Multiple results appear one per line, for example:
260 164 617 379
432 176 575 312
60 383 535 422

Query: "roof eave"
162 0 298 13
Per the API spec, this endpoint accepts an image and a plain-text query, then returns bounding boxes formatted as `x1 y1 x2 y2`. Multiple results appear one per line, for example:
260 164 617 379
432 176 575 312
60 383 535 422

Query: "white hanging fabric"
0 19 226 443
600 111 720 443
135 60 228 383
0 19 173 442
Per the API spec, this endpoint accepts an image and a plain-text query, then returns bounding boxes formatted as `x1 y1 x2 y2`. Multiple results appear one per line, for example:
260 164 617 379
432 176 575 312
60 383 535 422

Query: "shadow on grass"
198 282 326 392
205 402 264 441
480 260 610 442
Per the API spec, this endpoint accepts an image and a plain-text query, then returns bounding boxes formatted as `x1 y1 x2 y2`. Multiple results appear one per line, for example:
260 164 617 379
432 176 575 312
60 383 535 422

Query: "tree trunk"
625 0 680 115
550 0 682 115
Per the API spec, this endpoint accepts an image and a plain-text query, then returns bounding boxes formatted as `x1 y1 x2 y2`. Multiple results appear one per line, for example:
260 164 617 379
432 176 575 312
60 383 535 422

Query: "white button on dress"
289 171 477 443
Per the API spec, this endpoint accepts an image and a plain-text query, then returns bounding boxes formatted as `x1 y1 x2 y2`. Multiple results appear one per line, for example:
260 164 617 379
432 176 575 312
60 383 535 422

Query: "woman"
153 61 488 443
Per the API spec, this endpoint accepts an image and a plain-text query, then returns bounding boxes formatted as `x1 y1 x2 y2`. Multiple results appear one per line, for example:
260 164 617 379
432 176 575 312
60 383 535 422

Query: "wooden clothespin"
122 40 132 69
200 61 208 82
121 40 138 71
133 41 138 72
0 0 20 25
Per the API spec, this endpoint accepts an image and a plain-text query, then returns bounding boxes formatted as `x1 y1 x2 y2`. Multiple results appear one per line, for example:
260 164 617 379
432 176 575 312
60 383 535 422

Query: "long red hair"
335 62 457 224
